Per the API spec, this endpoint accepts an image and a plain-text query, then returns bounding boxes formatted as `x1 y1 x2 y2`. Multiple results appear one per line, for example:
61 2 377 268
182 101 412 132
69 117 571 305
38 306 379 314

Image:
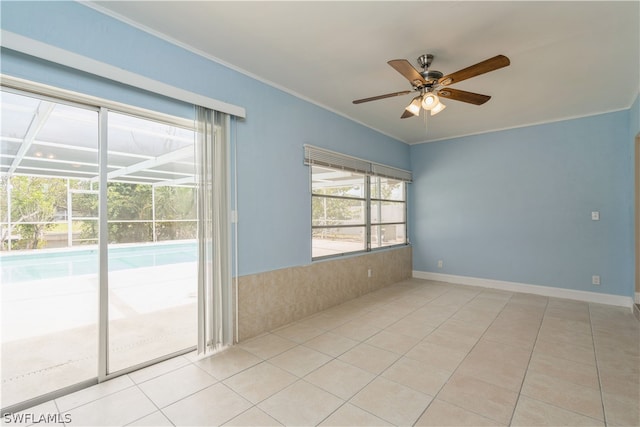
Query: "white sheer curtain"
196 106 233 355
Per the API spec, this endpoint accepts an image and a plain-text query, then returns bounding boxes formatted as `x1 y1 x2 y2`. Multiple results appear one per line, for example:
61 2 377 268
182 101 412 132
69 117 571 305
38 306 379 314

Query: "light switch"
591 211 600 221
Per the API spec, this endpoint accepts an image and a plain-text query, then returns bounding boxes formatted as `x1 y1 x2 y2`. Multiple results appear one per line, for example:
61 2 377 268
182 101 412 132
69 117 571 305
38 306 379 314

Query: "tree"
3 176 67 249
154 186 197 240
106 182 153 243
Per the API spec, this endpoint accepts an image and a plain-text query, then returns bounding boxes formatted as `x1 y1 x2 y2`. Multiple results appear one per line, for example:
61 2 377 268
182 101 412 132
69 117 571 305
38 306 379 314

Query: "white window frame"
305 145 411 260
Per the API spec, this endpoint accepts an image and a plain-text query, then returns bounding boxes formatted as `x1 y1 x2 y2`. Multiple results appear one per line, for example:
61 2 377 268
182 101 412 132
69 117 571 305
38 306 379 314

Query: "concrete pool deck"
1 262 197 409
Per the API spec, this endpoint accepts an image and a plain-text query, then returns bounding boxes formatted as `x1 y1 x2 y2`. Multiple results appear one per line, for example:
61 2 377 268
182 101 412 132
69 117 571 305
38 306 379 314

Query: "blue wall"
2 2 637 297
410 111 634 297
0 1 410 276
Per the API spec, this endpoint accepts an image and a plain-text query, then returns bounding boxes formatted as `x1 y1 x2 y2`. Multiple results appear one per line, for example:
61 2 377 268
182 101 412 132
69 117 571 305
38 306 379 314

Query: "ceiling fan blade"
401 109 416 119
437 88 491 105
353 90 412 104
388 59 427 87
438 55 510 86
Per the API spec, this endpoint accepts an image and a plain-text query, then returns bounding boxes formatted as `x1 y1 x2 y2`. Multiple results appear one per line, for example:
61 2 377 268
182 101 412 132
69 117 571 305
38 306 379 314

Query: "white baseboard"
413 271 634 308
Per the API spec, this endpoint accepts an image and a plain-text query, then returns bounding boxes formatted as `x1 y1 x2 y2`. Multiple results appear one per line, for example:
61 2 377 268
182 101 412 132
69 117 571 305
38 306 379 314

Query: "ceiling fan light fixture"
421 93 439 110
431 101 446 116
405 96 422 116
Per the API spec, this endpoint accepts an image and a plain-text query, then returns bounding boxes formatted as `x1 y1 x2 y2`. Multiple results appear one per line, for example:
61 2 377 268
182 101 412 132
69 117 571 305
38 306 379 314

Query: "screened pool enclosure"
1 88 200 409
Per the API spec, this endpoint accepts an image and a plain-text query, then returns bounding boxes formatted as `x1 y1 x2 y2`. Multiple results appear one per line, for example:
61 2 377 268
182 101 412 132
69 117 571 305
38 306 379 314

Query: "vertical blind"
196 106 233 355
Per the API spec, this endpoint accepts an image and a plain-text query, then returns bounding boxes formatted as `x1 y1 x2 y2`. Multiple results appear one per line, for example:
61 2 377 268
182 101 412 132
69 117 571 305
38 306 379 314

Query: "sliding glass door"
1 88 198 409
105 112 197 373
1 92 100 408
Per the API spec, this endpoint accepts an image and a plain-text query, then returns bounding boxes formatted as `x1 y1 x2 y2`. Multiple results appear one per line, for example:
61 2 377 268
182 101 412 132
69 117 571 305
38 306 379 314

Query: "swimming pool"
0 241 197 284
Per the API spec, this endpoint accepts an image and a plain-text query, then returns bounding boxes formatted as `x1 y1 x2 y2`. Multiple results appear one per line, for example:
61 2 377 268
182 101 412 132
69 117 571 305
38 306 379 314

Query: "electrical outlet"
367 269 372 278
591 211 600 221
592 275 601 286
437 260 443 268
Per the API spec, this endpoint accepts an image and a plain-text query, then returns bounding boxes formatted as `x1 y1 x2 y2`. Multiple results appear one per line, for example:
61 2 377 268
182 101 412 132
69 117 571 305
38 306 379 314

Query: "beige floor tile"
303 332 359 357
381 356 451 395
415 399 503 426
195 347 262 380
127 411 174 426
294 314 339 331
521 371 603 420
319 403 392 426
238 333 297 359
223 407 283 426
537 322 594 349
127 356 191 384
308 310 359 330
63 387 156 427
257 380 344 426
541 316 592 336
602 392 640 427
356 311 403 329
273 322 325 343
449 308 498 327
595 345 640 365
404 341 468 372
137 364 217 408
466 339 532 368
421 328 479 353
598 370 640 402
391 294 432 309
407 305 457 326
509 293 548 307
482 328 539 350
350 377 433 426
304 359 375 400
435 318 489 339
455 354 527 392
383 317 437 339
55 375 135 413
511 395 603 426
527 352 599 389
495 308 545 326
338 343 400 375
163 383 252 426
223 362 297 404
268 345 332 377
533 338 596 366
437 373 519 424
365 330 420 354
330 319 381 341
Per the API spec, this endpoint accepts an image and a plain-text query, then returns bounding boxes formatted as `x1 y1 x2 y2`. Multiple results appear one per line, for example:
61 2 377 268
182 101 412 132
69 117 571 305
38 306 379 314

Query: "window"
312 166 367 257
305 145 411 259
371 176 406 249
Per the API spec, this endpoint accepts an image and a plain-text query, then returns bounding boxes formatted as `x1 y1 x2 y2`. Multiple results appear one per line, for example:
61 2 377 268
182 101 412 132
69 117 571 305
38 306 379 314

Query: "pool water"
0 241 197 284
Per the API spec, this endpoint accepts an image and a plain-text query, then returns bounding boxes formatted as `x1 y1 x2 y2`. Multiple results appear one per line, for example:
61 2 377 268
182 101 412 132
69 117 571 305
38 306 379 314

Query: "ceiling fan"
353 53 510 119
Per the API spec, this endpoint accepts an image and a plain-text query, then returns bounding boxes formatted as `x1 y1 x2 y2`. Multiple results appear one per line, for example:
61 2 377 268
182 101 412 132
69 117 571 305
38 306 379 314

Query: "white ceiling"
89 1 639 144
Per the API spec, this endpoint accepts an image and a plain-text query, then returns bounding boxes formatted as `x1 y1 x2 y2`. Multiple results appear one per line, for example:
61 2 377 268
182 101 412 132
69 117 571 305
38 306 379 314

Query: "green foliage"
2 177 197 250
2 176 67 249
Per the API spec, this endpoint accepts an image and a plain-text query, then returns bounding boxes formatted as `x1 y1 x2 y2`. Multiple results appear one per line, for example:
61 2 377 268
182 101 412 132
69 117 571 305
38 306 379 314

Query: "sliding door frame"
0 83 199 414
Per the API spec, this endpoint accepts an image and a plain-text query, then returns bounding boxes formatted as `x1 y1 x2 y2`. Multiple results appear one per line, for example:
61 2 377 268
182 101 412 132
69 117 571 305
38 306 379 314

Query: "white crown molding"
413 270 634 308
415 105 635 145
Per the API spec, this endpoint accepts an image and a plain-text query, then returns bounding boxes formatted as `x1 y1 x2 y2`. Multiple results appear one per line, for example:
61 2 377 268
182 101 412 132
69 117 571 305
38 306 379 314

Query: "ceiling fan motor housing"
421 70 443 85
417 54 443 86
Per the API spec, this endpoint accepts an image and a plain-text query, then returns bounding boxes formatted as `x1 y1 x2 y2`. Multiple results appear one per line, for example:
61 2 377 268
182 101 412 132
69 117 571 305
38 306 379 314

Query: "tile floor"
5 278 639 426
